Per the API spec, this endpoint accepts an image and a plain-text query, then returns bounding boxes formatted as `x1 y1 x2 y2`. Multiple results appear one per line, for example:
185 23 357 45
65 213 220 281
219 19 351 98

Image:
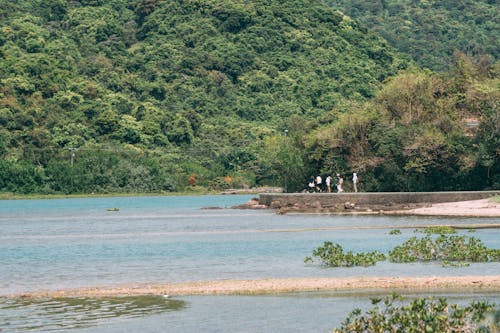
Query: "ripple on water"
0 296 186 332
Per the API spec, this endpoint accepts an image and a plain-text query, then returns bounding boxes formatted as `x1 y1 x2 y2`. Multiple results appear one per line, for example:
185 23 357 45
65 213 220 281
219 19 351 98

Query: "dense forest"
0 0 498 194
326 0 499 71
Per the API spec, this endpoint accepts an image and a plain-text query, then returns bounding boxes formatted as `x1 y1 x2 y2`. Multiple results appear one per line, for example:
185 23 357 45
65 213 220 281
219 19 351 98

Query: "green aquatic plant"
309 234 499 268
305 241 386 267
389 235 500 264
422 226 456 234
389 229 402 235
333 294 498 333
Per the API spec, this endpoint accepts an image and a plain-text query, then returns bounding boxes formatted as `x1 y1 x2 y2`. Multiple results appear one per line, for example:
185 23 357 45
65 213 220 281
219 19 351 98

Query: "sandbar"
12 276 500 299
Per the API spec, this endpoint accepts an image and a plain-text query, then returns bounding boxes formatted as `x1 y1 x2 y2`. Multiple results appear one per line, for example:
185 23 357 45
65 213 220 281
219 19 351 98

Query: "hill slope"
325 0 499 71
0 0 404 193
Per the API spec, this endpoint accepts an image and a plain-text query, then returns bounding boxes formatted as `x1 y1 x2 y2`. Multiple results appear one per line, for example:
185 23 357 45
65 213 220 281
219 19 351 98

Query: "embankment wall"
258 191 500 208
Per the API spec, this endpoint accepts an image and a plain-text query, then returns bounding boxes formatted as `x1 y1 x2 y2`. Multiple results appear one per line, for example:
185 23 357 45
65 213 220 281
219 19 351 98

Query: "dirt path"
12 276 500 298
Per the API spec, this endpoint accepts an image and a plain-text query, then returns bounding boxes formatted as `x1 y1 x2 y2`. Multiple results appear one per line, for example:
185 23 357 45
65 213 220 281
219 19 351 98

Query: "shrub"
422 226 456 234
305 241 386 267
389 235 500 264
333 294 498 333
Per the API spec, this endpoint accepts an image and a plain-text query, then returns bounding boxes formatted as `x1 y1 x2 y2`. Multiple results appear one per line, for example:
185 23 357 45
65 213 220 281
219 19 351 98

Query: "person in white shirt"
352 172 358 192
315 175 322 192
336 174 344 193
325 175 332 192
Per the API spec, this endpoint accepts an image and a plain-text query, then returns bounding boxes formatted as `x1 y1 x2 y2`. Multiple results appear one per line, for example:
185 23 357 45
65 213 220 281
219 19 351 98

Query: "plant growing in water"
308 235 499 268
304 241 386 267
389 229 402 235
333 294 498 333
389 234 500 264
421 226 456 234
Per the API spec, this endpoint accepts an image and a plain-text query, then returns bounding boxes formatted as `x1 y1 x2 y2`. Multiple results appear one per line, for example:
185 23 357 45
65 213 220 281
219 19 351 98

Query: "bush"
305 241 386 267
389 235 500 264
334 294 498 333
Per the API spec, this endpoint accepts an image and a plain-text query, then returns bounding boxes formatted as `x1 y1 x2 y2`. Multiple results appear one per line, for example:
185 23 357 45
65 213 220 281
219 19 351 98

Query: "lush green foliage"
389 235 500 264
326 0 499 71
309 234 499 268
306 58 499 191
0 0 404 194
0 0 497 194
334 294 498 333
304 241 386 267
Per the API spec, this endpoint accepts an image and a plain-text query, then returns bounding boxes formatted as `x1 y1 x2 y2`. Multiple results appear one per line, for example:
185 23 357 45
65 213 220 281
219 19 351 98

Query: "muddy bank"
11 276 500 299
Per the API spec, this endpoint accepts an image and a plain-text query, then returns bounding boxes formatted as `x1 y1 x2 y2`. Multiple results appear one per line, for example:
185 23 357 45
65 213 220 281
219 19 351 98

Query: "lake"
1 195 499 332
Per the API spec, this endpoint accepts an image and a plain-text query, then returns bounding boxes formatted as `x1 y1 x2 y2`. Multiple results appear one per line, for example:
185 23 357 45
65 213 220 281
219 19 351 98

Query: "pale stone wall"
258 191 500 208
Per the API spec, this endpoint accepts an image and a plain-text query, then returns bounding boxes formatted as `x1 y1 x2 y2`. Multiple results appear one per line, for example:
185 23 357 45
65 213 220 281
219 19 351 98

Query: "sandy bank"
12 276 500 299
390 198 500 217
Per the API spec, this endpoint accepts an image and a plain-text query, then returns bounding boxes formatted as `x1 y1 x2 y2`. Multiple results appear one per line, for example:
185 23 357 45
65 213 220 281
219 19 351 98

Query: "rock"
270 200 282 209
344 202 355 209
231 198 268 209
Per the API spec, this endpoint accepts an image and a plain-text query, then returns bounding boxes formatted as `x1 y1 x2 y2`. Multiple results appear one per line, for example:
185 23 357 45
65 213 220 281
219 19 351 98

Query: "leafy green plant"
305 241 386 267
421 226 456 235
389 229 402 235
389 235 500 264
333 294 498 333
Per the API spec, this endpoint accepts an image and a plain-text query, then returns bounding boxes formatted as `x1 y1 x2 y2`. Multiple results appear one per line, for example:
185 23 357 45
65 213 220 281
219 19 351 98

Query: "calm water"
1 195 499 332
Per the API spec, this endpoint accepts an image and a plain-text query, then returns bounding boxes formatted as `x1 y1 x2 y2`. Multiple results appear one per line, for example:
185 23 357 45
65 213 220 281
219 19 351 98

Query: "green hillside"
0 0 498 194
325 0 499 71
0 0 404 194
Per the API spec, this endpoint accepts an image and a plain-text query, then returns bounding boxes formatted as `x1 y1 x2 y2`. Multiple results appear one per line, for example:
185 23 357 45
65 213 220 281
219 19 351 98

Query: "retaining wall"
258 191 500 208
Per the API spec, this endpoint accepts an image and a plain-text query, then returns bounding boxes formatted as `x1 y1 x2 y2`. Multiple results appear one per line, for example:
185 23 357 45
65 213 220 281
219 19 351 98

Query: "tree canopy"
0 0 497 194
325 0 499 71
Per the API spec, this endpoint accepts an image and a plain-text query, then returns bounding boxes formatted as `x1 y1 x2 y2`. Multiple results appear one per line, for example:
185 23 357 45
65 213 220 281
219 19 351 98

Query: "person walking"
352 172 358 192
308 177 315 193
325 175 332 193
315 175 322 192
336 174 344 193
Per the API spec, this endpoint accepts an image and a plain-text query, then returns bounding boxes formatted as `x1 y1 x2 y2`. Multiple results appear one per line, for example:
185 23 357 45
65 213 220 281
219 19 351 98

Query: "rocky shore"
235 197 500 217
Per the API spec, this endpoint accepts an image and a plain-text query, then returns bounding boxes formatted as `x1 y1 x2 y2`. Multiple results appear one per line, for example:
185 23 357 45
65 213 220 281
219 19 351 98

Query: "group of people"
307 172 358 193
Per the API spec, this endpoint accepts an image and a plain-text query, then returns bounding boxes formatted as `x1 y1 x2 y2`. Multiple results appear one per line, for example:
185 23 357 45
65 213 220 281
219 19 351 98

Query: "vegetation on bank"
0 0 498 194
334 294 498 333
307 234 500 267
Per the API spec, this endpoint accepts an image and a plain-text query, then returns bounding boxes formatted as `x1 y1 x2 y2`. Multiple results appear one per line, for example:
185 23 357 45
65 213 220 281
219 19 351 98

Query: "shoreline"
389 198 500 217
9 276 500 299
249 198 500 217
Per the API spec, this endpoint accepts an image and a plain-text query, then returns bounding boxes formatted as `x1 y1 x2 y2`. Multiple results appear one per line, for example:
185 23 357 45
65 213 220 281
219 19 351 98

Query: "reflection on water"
0 296 186 332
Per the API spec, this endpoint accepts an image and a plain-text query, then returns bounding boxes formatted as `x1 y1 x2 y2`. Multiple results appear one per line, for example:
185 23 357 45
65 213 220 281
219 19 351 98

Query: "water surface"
1 195 498 332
